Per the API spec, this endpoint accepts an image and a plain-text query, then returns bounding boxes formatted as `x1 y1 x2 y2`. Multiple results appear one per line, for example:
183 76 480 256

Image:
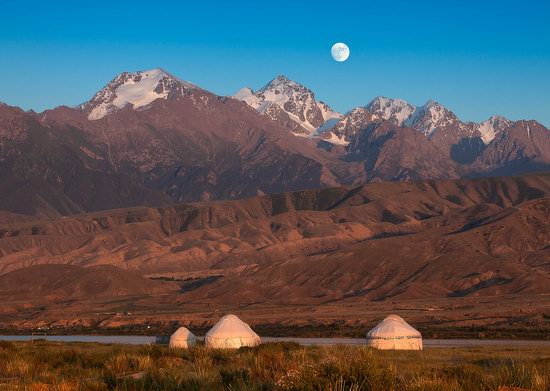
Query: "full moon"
331 42 350 62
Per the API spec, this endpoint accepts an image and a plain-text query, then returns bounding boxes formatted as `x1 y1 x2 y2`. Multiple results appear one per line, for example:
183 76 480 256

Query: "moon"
331 42 350 62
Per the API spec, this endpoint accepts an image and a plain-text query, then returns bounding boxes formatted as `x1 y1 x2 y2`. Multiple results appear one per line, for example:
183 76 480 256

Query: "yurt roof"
367 314 421 339
171 326 194 339
206 314 259 339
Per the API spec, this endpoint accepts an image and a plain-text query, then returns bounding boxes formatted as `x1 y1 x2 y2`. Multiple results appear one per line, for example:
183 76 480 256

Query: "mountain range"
1 173 549 332
0 68 549 217
1 70 549 332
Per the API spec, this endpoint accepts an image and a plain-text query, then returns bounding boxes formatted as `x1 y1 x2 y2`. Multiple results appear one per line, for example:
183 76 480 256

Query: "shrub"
494 360 548 391
103 353 152 375
4 355 32 377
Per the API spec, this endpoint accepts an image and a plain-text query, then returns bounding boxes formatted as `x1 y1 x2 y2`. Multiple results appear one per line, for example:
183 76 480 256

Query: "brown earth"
0 174 549 335
0 264 175 301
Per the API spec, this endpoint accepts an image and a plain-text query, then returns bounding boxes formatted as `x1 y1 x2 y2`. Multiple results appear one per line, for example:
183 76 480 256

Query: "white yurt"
205 314 261 349
168 326 196 348
366 314 422 350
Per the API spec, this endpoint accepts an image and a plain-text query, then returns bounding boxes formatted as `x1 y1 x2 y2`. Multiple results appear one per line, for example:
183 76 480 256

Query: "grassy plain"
0 340 549 390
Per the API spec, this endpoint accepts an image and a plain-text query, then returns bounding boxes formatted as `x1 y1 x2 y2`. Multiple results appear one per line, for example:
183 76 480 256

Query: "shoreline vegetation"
0 340 548 390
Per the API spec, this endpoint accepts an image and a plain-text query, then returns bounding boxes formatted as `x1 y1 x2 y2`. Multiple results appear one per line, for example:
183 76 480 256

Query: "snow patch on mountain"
405 100 450 136
83 68 197 120
366 96 416 126
233 87 263 109
478 115 513 144
322 131 350 146
319 95 515 150
233 75 341 135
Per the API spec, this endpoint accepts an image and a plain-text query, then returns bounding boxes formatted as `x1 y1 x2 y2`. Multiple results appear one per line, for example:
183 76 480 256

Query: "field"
0 341 549 390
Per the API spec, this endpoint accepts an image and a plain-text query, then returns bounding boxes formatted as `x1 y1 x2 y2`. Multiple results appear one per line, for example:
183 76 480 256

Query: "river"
1 335 549 348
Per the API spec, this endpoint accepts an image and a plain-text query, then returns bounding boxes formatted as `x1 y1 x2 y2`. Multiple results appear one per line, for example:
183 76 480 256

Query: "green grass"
0 340 549 390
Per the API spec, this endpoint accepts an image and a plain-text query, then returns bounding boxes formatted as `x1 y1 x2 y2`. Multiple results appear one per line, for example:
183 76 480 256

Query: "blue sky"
1 0 549 125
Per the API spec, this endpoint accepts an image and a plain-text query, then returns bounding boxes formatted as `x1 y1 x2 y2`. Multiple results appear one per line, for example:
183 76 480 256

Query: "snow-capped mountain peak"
82 68 197 120
320 94 515 150
261 74 294 89
232 76 341 135
477 115 513 144
404 99 459 137
319 107 373 145
76 69 516 151
365 96 416 126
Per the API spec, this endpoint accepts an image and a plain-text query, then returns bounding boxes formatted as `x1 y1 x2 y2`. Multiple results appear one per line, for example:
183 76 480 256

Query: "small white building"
366 314 423 350
205 314 261 349
169 326 196 348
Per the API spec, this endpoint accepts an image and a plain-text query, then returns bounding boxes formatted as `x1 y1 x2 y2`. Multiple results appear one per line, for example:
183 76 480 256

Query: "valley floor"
1 175 549 347
0 341 549 390
1 295 549 340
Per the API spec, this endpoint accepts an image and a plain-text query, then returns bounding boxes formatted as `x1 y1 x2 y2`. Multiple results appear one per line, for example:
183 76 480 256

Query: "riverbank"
3 335 550 348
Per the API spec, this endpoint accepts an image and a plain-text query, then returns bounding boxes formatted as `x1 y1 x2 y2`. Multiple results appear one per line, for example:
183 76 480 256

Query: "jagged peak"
478 115 514 144
81 68 198 120
347 106 369 115
273 74 291 83
233 75 340 135
484 114 511 123
414 99 455 116
259 74 304 93
107 68 196 90
366 96 411 108
423 99 439 107
365 96 416 126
